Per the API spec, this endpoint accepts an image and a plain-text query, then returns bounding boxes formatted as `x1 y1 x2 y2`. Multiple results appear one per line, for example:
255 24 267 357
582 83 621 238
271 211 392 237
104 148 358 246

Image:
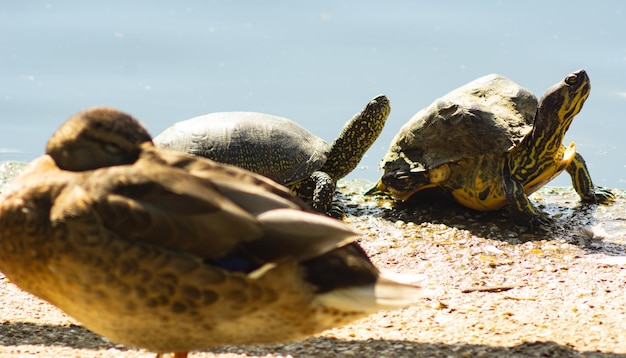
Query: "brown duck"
0 107 428 357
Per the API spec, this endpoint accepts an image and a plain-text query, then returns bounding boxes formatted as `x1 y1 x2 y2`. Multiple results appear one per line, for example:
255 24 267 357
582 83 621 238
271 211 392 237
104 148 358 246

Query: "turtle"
154 94 390 215
0 107 427 358
368 69 614 227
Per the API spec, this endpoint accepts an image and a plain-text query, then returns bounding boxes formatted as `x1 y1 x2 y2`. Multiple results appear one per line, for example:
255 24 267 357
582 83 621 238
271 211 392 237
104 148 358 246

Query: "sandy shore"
0 163 625 357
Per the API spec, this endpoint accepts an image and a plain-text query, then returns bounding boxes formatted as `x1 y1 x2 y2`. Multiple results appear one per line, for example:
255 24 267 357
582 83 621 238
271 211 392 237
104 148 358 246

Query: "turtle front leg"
503 174 552 228
566 153 614 203
290 171 338 216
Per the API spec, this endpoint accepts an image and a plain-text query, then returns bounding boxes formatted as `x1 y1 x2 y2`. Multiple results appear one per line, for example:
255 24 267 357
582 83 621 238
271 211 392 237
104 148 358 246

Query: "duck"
0 107 429 358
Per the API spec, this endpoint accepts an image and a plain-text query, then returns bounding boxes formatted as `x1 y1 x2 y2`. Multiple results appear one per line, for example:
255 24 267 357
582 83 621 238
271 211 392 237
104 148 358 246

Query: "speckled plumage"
154 95 391 214
0 107 425 357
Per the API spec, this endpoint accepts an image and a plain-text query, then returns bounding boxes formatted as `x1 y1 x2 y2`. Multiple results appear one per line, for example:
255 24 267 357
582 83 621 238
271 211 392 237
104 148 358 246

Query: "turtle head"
537 69 590 132
46 107 154 171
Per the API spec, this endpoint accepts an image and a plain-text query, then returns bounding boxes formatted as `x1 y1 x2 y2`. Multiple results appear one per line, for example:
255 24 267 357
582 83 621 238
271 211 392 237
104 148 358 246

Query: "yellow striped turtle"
369 70 613 227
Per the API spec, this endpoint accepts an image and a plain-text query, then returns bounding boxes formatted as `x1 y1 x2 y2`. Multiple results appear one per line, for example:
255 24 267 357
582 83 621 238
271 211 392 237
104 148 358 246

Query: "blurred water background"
1 1 625 189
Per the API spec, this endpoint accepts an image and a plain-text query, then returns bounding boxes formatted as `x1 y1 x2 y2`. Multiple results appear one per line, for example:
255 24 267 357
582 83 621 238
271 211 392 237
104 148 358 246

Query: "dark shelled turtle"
155 95 390 214
369 70 613 227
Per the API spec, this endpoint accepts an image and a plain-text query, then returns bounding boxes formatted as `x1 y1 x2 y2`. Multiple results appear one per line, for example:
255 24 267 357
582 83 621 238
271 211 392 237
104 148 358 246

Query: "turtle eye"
565 74 578 85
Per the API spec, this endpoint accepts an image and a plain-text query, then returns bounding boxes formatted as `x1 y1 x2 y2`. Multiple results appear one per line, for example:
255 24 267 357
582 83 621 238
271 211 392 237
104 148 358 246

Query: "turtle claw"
326 204 345 220
587 186 615 204
511 211 554 232
530 213 554 231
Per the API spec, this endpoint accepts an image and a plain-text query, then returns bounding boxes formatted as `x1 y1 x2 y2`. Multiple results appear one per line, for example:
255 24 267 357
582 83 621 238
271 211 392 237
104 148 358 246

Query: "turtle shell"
154 112 329 185
381 74 538 172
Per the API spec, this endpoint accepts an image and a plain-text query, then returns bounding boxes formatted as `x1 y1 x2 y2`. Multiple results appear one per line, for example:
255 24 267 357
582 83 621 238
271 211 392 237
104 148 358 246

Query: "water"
2 0 625 188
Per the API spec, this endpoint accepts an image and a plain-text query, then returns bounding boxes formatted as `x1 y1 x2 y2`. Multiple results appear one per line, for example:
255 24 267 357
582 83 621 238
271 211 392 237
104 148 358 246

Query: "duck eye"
565 74 578 85
103 143 123 155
